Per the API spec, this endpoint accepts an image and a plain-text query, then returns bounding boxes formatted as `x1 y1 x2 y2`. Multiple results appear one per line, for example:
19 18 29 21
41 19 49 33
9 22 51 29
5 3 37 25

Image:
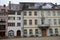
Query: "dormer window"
42 4 52 9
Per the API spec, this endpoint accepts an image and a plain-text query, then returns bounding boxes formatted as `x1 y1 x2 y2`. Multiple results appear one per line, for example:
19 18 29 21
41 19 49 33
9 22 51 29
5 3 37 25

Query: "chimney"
55 3 57 5
9 1 11 9
3 4 6 7
9 1 11 4
3 4 6 13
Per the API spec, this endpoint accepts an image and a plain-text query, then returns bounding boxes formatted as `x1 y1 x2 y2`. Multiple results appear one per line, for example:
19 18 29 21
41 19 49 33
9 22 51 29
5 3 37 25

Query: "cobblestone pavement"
0 37 60 40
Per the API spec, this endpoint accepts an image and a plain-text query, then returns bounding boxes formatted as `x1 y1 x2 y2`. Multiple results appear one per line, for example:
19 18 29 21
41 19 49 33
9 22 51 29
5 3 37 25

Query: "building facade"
0 5 8 38
22 10 60 37
7 10 24 37
7 1 24 37
0 2 60 38
20 2 60 37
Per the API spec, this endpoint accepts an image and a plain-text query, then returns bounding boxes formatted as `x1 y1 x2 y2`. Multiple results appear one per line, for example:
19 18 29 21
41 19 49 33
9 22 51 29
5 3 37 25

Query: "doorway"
0 32 5 37
17 30 21 37
42 29 46 36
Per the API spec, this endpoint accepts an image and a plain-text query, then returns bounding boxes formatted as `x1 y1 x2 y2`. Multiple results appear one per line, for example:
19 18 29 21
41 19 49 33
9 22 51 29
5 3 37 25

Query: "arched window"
17 30 21 37
49 28 53 36
8 30 14 37
55 28 58 34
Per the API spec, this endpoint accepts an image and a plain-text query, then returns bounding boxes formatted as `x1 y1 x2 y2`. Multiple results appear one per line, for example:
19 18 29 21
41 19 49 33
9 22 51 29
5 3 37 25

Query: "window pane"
54 19 57 25
29 11 32 16
35 29 39 34
8 30 14 37
35 19 38 25
55 28 58 33
57 11 60 16
0 12 4 16
29 20 32 25
0 19 6 23
29 29 33 34
24 12 27 16
53 11 56 16
8 17 15 20
47 11 50 16
17 11 21 15
58 19 60 24
8 23 15 26
49 29 53 34
17 17 21 20
8 11 15 15
24 29 27 34
34 11 37 16
24 20 27 25
41 11 44 16
48 19 51 25
0 25 5 30
17 23 21 26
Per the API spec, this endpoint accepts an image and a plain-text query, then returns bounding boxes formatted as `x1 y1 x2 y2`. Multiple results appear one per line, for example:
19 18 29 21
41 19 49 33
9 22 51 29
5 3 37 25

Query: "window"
24 12 27 16
1 9 5 13
41 11 44 16
17 17 21 20
24 20 27 25
17 11 21 15
35 19 38 25
24 29 27 35
0 19 6 23
49 28 53 36
55 28 58 34
34 11 37 16
29 29 33 37
35 29 39 34
47 11 50 16
58 19 60 24
57 11 60 16
29 11 32 16
35 29 39 37
29 20 32 25
17 23 21 26
8 23 15 26
0 25 5 30
0 12 4 16
29 29 33 35
54 19 57 25
48 19 51 25
53 11 56 16
8 30 14 37
8 11 15 15
8 17 15 20
55 28 58 36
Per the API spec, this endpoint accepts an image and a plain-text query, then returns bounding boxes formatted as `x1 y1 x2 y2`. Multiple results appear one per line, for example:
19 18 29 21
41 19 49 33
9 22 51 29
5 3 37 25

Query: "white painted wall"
7 11 24 37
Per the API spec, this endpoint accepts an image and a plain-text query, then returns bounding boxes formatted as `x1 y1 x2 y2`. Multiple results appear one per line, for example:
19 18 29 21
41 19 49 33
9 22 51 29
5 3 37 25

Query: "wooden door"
0 32 5 37
17 30 21 37
42 29 46 36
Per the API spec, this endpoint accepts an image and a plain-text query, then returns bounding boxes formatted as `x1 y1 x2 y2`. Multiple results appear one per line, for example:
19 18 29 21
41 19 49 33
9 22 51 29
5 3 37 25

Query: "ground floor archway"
17 30 21 37
8 30 14 37
0 32 5 37
42 29 46 36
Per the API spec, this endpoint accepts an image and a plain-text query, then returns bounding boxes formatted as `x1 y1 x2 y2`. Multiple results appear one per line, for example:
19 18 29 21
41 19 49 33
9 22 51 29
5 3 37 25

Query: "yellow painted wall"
23 10 60 36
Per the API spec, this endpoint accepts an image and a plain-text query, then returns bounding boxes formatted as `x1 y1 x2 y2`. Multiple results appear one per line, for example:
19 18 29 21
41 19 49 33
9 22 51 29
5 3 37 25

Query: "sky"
0 0 60 6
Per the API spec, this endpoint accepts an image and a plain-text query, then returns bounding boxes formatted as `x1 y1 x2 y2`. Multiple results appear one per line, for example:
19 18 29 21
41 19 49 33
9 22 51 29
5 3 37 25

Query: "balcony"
0 23 6 25
0 11 7 16
38 24 50 28
0 20 6 25
8 10 15 15
0 21 6 23
0 25 6 30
